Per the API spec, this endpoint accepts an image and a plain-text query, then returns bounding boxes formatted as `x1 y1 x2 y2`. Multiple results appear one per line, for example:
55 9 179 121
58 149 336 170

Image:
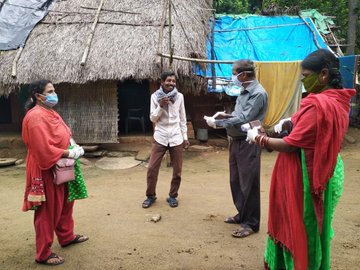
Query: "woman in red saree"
246 49 356 269
22 80 89 266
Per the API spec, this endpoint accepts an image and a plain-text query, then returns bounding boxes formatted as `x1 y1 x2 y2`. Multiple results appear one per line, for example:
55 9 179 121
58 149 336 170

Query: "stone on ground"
0 158 17 167
84 150 107 158
344 134 356 144
15 159 24 165
95 156 141 170
135 148 151 161
82 145 99 152
188 145 213 152
106 151 135 158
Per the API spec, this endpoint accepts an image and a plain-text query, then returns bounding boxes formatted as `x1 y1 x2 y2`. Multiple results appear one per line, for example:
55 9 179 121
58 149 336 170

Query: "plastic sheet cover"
339 55 359 88
0 0 56 50
200 15 330 79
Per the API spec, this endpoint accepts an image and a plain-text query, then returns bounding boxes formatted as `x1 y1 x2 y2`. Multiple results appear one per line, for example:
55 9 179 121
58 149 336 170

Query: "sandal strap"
167 197 178 206
232 228 254 238
142 197 156 207
48 253 59 259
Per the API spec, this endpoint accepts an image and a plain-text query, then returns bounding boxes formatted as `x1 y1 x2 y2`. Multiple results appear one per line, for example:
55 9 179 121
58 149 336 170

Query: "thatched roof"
0 0 212 95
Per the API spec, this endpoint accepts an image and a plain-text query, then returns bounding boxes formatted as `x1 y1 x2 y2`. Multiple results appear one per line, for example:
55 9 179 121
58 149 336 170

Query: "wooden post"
156 0 168 70
346 0 358 55
80 0 105 66
326 22 343 56
157 52 236 64
168 0 173 66
298 15 321 50
11 46 23 78
210 14 216 90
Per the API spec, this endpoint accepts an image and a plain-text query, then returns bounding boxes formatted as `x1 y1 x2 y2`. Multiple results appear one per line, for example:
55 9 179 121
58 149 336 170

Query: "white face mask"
231 72 254 88
231 73 242 87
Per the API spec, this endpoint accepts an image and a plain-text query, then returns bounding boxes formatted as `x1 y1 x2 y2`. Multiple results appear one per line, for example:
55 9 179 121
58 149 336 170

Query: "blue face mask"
41 93 58 107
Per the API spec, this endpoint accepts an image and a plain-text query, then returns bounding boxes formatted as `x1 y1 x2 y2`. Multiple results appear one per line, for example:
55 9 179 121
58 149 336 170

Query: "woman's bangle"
255 135 265 148
264 137 270 147
261 136 266 148
255 135 261 145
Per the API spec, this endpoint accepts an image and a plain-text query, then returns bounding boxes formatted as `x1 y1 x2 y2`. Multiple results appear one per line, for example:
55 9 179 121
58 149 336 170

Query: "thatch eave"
0 0 212 95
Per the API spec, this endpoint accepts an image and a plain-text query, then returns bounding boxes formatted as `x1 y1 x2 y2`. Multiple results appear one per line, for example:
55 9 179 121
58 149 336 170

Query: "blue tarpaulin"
200 15 330 79
339 55 359 88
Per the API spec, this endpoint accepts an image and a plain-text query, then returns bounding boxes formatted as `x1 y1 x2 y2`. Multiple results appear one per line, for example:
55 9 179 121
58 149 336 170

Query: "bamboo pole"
80 5 141 15
11 46 23 78
40 20 169 27
168 0 173 66
170 1 196 53
298 15 321 50
326 22 343 56
210 15 216 90
214 22 305 32
156 0 168 69
158 52 235 64
80 0 104 66
158 53 302 64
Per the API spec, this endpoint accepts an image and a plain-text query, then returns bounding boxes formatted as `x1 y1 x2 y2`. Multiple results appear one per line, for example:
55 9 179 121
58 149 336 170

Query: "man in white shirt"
142 71 190 208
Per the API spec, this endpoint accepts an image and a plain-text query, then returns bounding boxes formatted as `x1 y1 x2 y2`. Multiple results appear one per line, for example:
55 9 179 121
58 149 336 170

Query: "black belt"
229 135 247 141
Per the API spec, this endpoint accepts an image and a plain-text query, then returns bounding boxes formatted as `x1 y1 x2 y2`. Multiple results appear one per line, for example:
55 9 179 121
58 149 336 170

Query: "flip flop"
232 228 255 238
35 252 65 265
166 197 178 208
61 234 89 248
142 197 157 208
224 217 238 224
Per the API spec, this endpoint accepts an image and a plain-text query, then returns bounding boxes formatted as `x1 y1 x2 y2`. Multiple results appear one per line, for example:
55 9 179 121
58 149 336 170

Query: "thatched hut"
0 0 212 142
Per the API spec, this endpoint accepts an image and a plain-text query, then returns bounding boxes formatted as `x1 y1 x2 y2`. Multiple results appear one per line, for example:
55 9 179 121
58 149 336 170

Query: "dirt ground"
0 128 359 270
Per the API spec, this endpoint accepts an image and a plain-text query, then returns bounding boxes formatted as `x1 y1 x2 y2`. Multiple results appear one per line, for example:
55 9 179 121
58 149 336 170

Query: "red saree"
267 89 355 269
22 105 71 211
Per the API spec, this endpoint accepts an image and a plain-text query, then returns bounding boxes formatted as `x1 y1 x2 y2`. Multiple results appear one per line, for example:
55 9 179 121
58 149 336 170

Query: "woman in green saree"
246 49 356 269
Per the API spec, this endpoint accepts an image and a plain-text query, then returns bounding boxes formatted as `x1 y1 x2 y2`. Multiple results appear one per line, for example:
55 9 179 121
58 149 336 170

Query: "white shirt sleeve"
150 94 164 123
179 95 188 140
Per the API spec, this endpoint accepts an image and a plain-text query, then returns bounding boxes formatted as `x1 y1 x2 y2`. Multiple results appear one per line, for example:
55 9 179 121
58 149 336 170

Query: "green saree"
264 149 344 270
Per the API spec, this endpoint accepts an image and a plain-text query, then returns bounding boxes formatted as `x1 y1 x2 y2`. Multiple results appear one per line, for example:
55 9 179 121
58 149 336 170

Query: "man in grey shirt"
208 59 268 238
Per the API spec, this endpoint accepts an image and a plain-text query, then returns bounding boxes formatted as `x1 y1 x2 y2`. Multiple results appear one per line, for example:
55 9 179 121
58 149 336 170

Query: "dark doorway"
117 80 152 135
0 96 12 124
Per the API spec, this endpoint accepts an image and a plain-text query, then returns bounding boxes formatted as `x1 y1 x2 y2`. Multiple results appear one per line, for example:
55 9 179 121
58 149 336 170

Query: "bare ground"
0 128 359 270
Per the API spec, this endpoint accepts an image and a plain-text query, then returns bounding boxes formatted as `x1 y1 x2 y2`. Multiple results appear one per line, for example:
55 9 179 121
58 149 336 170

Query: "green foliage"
214 0 250 14
214 0 266 14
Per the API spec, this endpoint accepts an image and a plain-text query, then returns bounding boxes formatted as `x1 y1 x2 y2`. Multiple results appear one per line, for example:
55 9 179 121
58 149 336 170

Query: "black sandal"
142 196 157 208
232 228 255 238
61 234 89 248
224 216 238 224
166 197 178 207
35 252 65 266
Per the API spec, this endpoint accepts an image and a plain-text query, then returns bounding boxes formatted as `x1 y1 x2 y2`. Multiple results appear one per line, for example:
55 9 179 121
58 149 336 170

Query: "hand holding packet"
203 111 232 129
241 120 266 136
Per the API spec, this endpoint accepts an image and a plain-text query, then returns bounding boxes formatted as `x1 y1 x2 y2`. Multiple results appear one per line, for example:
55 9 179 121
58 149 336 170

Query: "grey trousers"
229 139 261 232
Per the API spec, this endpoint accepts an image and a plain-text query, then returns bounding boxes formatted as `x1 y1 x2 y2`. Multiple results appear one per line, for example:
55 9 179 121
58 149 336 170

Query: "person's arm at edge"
266 138 297 152
179 95 190 148
215 94 265 128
